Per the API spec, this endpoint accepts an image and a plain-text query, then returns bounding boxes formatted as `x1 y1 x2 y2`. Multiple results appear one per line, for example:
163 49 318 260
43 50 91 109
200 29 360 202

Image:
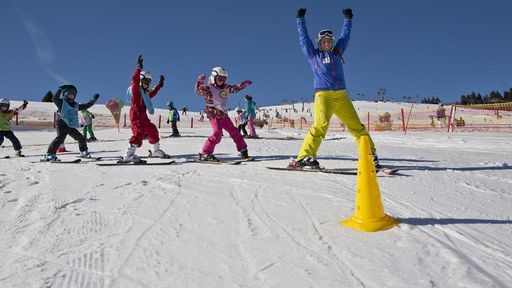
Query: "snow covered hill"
0 101 511 287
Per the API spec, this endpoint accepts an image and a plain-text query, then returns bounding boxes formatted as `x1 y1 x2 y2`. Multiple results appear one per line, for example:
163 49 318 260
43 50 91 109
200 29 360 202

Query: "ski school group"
0 8 383 170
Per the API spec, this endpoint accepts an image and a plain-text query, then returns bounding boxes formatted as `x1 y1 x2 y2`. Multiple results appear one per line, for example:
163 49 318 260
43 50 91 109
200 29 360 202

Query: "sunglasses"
318 30 334 38
215 75 227 81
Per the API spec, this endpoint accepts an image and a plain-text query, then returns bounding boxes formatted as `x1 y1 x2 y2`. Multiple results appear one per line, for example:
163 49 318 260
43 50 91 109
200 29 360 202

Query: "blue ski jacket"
245 100 256 117
297 17 352 91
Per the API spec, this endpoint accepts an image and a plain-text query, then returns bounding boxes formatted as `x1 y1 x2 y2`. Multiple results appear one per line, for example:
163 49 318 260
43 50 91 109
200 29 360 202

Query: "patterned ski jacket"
297 17 352 91
195 80 247 119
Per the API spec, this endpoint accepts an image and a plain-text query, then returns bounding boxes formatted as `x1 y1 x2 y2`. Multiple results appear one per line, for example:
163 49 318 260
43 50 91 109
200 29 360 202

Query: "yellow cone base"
341 214 400 232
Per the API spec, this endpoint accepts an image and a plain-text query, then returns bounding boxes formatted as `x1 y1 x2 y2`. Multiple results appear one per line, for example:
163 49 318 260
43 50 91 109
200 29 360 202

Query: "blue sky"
2 0 511 110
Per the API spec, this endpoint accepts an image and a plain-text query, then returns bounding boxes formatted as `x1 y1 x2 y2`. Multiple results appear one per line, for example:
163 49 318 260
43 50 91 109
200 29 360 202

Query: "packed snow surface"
1 102 511 288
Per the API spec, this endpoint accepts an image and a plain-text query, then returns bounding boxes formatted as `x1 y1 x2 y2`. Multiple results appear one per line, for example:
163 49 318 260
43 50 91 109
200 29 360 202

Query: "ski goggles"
141 78 152 85
215 75 227 82
318 29 334 39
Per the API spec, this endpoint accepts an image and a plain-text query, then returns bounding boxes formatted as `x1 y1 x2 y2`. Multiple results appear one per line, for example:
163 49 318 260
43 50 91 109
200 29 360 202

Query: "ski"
266 166 358 175
377 168 400 175
2 155 25 159
95 160 175 166
266 166 400 176
141 150 172 159
76 156 123 161
188 159 243 165
36 159 82 164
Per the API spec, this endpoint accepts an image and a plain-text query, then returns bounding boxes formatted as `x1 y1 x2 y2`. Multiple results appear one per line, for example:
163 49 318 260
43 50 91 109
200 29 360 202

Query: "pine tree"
42 90 53 102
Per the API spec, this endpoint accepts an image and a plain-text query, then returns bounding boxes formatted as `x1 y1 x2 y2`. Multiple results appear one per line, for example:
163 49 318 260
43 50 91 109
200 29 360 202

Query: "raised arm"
195 74 209 96
335 9 353 52
227 80 252 94
297 8 316 59
14 100 28 115
149 75 165 98
78 94 100 111
130 55 143 102
53 88 63 109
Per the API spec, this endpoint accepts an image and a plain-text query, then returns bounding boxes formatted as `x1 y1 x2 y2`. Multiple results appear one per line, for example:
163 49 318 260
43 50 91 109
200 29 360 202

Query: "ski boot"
15 150 25 157
41 153 59 162
80 150 92 158
372 153 382 169
150 142 170 158
239 149 253 161
198 153 219 162
123 144 142 163
87 137 98 142
288 156 320 169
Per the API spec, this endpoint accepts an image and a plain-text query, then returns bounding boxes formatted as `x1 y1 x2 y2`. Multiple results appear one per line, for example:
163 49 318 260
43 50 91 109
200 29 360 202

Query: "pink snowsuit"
195 79 248 155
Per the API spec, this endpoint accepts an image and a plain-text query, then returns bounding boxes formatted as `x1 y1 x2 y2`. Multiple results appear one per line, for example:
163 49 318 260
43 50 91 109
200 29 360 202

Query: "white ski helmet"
0 98 10 109
208 66 228 84
317 29 335 51
140 71 152 83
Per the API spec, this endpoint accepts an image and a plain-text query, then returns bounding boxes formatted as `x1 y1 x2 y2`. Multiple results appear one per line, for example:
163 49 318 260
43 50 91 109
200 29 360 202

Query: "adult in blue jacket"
289 7 381 169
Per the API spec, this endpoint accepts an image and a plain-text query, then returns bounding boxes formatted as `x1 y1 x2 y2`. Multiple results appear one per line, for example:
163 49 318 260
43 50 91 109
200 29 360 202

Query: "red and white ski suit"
129 68 162 147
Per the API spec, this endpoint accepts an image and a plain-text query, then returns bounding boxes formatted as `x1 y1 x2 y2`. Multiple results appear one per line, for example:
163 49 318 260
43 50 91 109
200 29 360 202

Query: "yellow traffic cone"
341 136 399 232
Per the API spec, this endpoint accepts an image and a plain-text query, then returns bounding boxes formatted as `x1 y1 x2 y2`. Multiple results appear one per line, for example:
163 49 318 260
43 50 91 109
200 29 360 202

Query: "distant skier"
289 7 381 169
41 85 99 161
244 95 258 138
0 98 28 157
123 55 168 162
166 101 181 137
195 66 252 161
235 107 248 137
81 109 97 142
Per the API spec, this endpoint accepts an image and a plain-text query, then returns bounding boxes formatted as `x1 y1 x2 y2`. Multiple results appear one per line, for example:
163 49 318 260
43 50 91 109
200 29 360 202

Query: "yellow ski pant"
297 90 376 160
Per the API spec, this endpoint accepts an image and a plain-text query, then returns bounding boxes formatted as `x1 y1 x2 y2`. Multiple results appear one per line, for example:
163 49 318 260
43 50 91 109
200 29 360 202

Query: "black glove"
297 8 306 18
159 75 165 87
91 114 95 119
22 100 28 109
80 124 84 127
93 94 100 101
166 119 170 124
343 8 353 19
137 54 143 69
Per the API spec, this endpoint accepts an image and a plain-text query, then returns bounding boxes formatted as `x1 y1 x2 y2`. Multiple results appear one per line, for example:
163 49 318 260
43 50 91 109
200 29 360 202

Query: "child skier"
244 95 258 138
0 98 28 157
195 66 253 162
235 107 248 137
290 7 381 169
166 101 181 137
123 54 168 162
42 85 99 161
81 109 97 141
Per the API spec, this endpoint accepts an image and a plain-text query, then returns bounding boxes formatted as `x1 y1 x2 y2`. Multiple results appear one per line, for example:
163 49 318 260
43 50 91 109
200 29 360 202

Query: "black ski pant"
171 121 180 135
47 120 88 154
0 130 22 150
238 123 248 136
